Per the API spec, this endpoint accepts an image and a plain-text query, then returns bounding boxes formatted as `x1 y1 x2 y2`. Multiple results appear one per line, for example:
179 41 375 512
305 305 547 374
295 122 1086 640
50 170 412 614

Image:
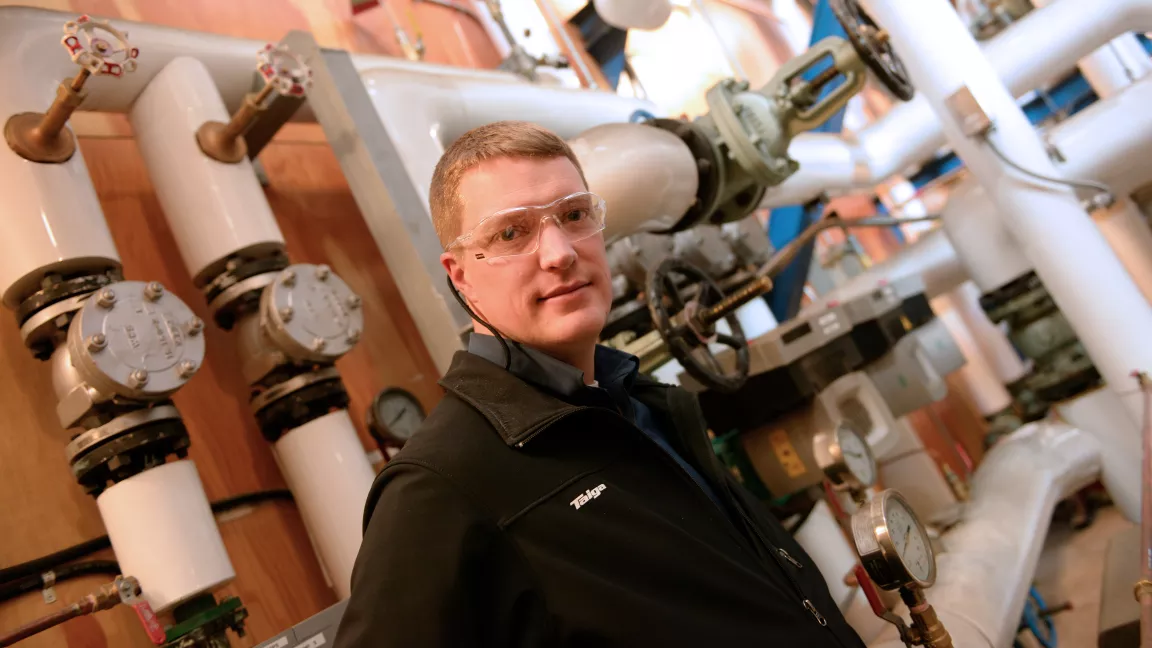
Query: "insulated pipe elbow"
567 123 699 240
129 57 286 284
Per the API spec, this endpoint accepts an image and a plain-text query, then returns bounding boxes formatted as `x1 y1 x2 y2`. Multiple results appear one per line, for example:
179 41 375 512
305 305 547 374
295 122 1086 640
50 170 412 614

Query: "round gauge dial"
836 422 876 488
366 387 426 449
814 420 877 491
885 494 934 584
850 489 936 590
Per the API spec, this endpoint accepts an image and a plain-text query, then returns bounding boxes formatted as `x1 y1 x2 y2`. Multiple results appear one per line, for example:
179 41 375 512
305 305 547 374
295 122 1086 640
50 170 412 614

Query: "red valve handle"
61 14 139 78
256 43 313 97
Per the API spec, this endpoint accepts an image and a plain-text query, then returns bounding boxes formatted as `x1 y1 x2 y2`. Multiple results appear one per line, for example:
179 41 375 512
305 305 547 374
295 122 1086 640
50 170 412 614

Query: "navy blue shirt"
468 333 725 511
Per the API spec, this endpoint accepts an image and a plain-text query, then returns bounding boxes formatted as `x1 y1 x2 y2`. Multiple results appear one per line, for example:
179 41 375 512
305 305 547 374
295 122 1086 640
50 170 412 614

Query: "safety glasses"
444 192 607 262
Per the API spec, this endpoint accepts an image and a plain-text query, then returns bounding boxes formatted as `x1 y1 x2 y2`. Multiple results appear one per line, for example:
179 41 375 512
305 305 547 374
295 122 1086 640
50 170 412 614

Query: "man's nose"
537 220 576 270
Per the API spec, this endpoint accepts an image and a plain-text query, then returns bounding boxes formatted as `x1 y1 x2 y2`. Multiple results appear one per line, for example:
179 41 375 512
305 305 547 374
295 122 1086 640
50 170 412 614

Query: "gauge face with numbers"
884 494 934 584
850 489 937 590
836 422 876 488
367 387 426 449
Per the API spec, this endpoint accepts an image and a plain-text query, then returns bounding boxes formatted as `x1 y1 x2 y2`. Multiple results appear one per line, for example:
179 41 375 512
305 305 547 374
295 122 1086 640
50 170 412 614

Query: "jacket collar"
438 348 670 448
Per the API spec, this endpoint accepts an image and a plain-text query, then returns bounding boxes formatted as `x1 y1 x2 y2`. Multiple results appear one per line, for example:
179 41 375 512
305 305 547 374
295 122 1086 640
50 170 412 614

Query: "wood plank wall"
0 1 500 646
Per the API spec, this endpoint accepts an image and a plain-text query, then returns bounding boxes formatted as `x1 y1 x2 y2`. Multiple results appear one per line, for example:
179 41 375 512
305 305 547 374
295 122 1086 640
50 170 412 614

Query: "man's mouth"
538 281 591 301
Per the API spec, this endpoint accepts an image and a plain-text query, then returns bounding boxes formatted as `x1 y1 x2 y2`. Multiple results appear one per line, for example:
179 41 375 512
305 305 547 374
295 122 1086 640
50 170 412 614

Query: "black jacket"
334 350 866 647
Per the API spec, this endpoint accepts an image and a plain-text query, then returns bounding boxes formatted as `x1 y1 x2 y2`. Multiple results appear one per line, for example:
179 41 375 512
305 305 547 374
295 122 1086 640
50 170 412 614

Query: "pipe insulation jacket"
759 0 1152 209
129 57 286 282
0 15 120 307
567 123 699 240
273 409 375 600
1054 387 1142 522
867 422 1102 648
865 0 1152 428
96 460 236 612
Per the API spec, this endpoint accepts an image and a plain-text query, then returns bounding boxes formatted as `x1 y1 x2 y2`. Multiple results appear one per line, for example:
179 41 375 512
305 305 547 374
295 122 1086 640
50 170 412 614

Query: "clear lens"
463 192 606 260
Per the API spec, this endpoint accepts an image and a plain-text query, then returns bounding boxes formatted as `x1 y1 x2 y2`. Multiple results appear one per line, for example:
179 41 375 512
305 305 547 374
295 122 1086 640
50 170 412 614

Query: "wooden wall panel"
0 1 498 646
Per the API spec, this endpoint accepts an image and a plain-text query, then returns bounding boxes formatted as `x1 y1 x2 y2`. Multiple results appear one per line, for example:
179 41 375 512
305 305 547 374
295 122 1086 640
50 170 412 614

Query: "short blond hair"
430 121 587 248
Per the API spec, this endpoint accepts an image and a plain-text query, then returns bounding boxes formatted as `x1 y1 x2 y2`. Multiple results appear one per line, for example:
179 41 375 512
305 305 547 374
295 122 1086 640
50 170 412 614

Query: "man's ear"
440 251 477 305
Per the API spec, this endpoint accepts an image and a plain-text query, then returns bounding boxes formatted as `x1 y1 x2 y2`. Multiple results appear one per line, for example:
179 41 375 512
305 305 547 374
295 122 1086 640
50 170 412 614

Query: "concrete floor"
1020 506 1136 648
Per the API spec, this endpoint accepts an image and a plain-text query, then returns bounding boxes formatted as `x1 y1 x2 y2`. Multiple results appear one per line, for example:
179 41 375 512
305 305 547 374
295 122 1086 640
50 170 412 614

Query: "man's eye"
497 226 521 242
563 209 587 222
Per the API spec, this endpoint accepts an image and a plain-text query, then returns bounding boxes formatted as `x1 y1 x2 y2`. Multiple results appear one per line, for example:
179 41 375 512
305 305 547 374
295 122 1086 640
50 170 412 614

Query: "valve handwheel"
829 0 915 101
647 259 751 393
62 15 140 78
256 43 313 98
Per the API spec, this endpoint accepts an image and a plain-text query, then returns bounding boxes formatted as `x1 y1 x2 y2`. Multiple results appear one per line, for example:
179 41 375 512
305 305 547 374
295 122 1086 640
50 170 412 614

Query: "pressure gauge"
813 420 877 490
850 489 937 590
366 387 426 449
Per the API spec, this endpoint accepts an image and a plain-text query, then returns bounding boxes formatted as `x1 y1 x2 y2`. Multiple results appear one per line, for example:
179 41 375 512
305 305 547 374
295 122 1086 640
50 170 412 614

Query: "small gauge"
813 420 877 490
850 489 936 590
366 387 427 449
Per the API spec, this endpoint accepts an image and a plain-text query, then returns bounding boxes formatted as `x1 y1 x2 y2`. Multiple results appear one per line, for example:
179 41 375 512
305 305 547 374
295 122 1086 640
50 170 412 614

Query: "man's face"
441 156 613 352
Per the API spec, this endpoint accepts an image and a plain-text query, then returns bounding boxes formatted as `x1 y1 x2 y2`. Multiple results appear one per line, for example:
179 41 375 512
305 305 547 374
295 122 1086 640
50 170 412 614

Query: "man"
334 121 865 647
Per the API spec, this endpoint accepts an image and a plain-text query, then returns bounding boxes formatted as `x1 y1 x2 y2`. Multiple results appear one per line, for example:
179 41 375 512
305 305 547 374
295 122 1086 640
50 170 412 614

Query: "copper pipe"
1136 372 1152 648
0 581 121 647
697 214 942 326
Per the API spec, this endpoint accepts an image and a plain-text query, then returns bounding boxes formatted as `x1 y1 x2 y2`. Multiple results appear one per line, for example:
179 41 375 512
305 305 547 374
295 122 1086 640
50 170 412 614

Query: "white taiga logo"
570 484 607 510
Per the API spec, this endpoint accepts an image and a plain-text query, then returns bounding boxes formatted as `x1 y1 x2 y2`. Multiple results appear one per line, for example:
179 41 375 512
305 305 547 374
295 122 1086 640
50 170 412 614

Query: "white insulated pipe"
1054 387 1142 522
567 123 699 240
0 10 120 307
273 410 376 600
867 422 1101 648
822 228 967 302
946 282 1029 387
759 0 1152 209
940 176 1033 293
130 57 374 599
97 460 236 611
930 289 1015 417
865 0 1152 427
129 57 286 282
1091 198 1152 305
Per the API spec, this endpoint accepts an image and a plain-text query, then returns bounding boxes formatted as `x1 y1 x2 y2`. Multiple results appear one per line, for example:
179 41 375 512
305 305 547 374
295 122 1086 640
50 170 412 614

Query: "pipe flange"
259 264 364 363
70 412 190 497
65 404 182 463
648 118 723 233
253 371 350 443
67 281 207 400
20 293 88 358
15 269 122 326
250 365 341 414
208 272 277 321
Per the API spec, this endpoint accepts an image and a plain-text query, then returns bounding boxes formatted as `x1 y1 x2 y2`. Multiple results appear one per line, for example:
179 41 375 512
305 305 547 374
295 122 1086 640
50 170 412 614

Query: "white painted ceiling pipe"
870 0 1152 427
567 123 700 240
759 0 1152 209
129 57 286 282
273 409 376 600
822 228 967 303
868 422 1102 648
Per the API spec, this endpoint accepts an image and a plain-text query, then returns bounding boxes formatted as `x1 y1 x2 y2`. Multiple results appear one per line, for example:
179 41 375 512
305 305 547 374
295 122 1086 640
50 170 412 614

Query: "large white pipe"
867 0 1152 427
822 228 967 302
97 460 236 612
759 0 1152 208
0 9 121 307
567 123 699 240
940 177 1033 293
930 288 1015 417
946 282 1029 386
1054 387 1142 522
273 410 375 600
1091 198 1152 305
868 422 1101 648
129 57 286 282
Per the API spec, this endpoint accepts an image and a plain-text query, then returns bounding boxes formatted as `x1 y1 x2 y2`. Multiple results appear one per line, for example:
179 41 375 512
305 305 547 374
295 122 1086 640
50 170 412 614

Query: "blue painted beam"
764 0 848 321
